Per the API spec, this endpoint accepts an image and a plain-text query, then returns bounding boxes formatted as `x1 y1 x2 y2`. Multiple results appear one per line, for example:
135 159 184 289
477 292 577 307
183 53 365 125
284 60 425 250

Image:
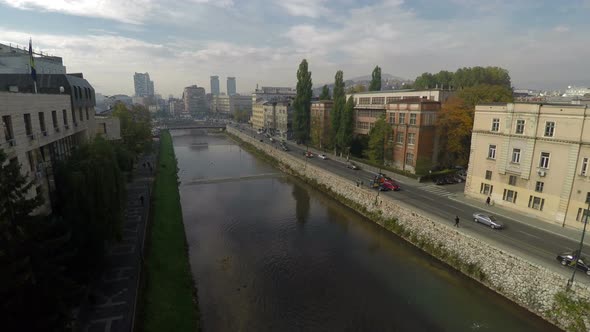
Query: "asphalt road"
232 124 590 283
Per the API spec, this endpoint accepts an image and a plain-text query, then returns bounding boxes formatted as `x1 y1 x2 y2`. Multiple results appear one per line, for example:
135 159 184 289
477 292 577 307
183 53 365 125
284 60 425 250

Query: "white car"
318 154 328 160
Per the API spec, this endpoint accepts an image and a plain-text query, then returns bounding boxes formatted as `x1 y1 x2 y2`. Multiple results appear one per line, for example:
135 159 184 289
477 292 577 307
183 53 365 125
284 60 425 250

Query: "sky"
0 0 589 97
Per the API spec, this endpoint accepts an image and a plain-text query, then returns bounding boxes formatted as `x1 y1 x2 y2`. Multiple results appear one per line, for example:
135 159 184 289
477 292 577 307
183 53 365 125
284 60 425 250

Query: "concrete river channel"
172 130 560 332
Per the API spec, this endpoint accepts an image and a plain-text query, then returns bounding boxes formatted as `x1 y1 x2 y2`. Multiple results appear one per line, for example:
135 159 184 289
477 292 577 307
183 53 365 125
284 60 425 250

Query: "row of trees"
412 66 511 90
0 104 153 330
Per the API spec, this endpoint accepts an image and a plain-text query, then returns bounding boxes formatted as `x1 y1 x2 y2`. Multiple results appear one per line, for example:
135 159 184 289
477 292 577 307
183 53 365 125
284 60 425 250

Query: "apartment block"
465 102 590 229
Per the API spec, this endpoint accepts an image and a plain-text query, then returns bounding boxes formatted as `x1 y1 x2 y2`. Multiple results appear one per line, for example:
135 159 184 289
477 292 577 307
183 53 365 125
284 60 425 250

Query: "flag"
28 38 37 82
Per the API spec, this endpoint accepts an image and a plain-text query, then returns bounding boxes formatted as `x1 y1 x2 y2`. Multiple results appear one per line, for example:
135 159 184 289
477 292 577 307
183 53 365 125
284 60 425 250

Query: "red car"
380 181 400 191
305 151 313 158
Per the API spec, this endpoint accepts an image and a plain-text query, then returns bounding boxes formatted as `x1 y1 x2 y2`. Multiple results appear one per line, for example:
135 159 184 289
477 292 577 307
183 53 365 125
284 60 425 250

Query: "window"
407 133 416 145
581 157 588 176
485 170 492 180
359 97 370 105
409 114 417 125
406 152 414 165
503 189 517 203
52 111 58 129
396 132 404 143
577 208 590 222
62 109 68 126
488 145 497 159
389 113 395 124
535 181 544 193
372 97 385 104
480 183 493 195
71 109 77 125
24 113 33 138
544 121 555 137
528 196 545 211
491 118 500 132
509 175 517 186
539 152 550 169
2 115 14 145
515 119 525 134
38 112 46 135
586 192 590 204
399 113 405 124
79 108 84 122
511 148 521 163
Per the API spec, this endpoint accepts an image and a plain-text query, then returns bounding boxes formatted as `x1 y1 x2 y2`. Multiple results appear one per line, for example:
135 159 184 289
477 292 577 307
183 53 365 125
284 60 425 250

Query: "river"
173 130 559 332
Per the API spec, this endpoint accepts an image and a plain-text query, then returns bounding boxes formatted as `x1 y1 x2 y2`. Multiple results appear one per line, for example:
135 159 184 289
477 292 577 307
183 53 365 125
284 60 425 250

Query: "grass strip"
139 130 199 332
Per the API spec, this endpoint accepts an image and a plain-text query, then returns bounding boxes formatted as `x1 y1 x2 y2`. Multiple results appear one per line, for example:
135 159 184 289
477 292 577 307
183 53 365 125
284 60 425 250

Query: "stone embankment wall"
227 127 590 331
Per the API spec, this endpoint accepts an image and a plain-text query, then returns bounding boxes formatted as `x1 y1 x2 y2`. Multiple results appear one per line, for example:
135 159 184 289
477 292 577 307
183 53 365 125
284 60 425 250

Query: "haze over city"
0 0 589 96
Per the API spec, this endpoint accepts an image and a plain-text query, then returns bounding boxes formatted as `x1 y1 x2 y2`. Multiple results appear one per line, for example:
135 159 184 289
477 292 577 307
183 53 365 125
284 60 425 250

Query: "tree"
367 114 390 164
0 151 43 223
369 65 382 91
293 59 313 143
310 114 322 149
412 66 512 90
435 96 473 167
113 103 152 155
337 96 355 157
331 70 345 153
319 84 331 100
458 84 514 109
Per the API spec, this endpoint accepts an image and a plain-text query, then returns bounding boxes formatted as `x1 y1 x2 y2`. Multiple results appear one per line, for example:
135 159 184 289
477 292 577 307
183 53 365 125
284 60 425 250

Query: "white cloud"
278 0 329 18
553 25 570 33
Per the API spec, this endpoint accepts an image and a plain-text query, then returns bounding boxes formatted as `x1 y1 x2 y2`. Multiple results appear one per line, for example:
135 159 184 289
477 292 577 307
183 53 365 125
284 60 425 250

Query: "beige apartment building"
1 91 96 214
465 102 590 229
251 101 265 129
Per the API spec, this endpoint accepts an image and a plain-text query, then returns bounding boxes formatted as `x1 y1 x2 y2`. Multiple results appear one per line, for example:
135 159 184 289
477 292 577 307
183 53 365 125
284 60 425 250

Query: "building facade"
133 72 154 97
210 76 220 96
263 101 293 139
183 85 207 117
227 77 236 96
348 89 453 135
386 100 440 173
252 86 296 104
0 42 66 75
465 102 590 229
251 101 265 129
311 101 333 149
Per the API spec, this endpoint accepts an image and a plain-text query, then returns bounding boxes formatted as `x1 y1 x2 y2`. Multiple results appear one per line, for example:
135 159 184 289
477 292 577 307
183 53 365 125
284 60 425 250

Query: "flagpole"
33 81 37 94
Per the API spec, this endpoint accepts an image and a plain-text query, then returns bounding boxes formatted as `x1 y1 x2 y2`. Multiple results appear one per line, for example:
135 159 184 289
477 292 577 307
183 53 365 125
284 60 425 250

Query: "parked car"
472 212 504 229
305 151 313 158
318 154 328 160
556 251 590 276
347 163 359 170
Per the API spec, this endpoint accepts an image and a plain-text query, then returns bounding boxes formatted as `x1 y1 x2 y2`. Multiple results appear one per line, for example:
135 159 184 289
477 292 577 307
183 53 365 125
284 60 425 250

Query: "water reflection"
291 183 310 224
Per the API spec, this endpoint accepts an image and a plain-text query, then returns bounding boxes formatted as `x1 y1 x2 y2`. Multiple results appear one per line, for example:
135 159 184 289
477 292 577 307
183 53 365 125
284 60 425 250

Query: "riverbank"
226 127 590 331
138 130 200 332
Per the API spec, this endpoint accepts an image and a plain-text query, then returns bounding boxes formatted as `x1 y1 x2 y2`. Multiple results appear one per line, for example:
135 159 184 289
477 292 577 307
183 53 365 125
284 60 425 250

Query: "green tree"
293 59 313 143
310 114 322 149
369 65 382 91
436 96 474 167
113 103 152 155
331 70 345 153
458 84 514 108
367 114 390 164
319 84 331 100
337 96 355 157
0 150 76 331
413 72 436 89
412 66 512 90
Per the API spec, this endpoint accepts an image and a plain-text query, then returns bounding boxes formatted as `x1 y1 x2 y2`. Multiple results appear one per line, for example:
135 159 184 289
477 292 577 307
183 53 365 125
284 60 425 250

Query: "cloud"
0 0 234 24
553 25 570 33
278 0 329 18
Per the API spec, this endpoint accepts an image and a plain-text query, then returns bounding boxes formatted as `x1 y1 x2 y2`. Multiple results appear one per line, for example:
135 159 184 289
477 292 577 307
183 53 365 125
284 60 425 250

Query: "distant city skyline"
0 1 589 95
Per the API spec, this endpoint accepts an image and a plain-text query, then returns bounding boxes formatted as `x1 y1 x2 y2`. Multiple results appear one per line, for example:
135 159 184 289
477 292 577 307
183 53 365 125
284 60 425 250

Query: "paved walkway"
75 154 156 332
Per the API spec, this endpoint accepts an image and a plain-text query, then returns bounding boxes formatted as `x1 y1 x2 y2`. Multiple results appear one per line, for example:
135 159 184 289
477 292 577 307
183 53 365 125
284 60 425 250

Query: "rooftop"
348 88 451 95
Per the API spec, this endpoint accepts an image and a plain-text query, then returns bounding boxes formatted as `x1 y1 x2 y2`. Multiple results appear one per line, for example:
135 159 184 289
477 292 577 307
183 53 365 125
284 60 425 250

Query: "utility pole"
567 201 589 290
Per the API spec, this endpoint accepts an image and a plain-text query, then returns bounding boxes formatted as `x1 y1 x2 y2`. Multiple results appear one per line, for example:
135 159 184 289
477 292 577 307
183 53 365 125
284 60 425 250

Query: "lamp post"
567 200 589 290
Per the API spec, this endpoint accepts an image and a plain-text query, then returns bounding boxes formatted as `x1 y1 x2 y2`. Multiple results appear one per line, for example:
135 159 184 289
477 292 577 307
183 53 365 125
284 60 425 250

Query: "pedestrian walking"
486 196 491 205
454 215 460 227
139 195 145 206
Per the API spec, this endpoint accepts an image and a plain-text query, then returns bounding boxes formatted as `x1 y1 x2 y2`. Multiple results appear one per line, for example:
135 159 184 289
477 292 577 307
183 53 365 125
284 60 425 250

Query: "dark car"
556 252 590 276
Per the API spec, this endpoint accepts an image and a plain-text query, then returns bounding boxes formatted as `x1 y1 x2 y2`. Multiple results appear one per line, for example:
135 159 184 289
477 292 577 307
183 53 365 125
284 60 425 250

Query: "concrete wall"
227 126 590 330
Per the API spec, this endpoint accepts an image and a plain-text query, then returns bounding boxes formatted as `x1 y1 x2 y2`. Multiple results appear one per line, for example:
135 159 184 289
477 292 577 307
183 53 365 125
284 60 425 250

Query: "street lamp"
567 200 589 290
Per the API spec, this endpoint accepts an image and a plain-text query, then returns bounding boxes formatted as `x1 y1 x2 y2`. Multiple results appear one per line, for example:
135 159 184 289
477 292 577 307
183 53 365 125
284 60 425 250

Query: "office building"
465 102 590 229
0 42 66 75
133 72 154 97
183 85 207 117
211 94 252 114
210 76 220 96
262 100 293 139
227 77 236 96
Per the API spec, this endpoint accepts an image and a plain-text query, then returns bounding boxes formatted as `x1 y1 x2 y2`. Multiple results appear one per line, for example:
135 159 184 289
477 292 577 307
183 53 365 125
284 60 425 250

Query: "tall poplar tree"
369 65 382 91
331 70 345 153
337 96 355 157
293 59 313 143
319 85 331 100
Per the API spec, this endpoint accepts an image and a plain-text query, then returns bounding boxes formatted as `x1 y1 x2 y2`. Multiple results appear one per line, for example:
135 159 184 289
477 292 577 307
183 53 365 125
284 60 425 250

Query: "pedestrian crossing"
418 184 455 197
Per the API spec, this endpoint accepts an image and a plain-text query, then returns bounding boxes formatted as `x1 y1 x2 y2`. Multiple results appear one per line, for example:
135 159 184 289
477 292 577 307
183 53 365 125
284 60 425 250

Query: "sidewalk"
75 153 155 332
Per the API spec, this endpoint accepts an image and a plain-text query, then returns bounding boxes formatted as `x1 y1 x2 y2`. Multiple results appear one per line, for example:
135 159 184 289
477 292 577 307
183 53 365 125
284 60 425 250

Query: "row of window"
2 108 91 144
356 109 384 118
484 171 546 192
388 113 417 125
73 85 93 102
479 183 545 211
490 118 555 137
487 145 551 169
356 96 432 105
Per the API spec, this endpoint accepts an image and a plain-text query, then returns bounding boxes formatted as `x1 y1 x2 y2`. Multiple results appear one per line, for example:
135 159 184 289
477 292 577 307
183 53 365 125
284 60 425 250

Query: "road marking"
518 230 542 240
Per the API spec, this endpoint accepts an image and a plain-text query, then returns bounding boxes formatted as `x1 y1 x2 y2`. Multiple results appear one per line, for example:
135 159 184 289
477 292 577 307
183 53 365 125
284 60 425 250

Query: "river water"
173 130 559 332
